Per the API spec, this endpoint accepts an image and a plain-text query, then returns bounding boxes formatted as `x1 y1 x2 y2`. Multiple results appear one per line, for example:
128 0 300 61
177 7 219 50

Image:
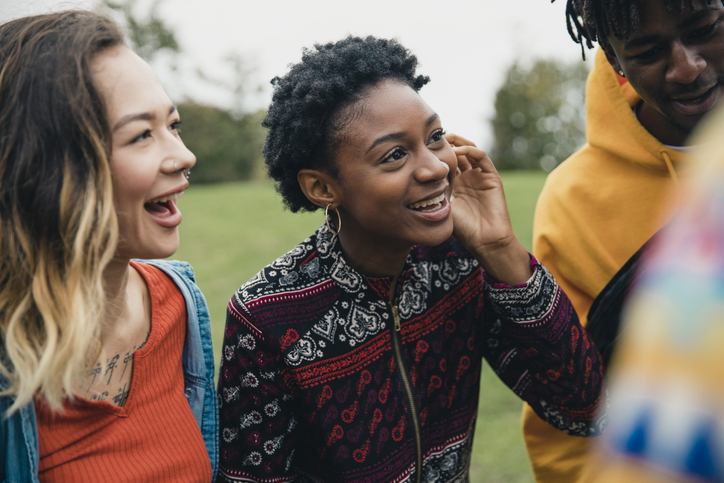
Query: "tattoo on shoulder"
88 362 102 385
113 383 130 407
84 349 136 398
121 351 133 379
104 354 119 385
90 391 109 402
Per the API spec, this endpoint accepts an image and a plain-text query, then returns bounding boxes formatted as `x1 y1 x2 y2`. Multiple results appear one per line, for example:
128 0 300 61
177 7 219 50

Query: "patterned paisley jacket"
217 225 605 483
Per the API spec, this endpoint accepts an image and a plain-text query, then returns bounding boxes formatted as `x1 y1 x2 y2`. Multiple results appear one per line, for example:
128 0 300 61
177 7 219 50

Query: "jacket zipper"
390 302 422 483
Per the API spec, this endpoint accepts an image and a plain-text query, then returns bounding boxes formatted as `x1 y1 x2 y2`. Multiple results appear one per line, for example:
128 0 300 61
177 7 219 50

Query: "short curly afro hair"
262 36 430 212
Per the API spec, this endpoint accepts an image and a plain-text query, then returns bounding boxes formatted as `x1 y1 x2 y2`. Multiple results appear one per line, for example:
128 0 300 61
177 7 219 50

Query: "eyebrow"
112 104 177 132
624 7 717 49
365 113 440 154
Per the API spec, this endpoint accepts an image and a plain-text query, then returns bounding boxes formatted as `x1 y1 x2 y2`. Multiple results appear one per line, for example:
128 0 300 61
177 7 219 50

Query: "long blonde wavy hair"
0 11 123 413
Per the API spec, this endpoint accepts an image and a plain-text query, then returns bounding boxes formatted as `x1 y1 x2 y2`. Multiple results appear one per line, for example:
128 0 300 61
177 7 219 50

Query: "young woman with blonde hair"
0 10 217 482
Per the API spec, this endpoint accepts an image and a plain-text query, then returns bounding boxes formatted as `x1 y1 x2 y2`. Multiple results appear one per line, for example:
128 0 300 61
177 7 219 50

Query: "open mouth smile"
150 191 184 204
408 193 445 212
144 189 185 228
671 83 720 116
406 192 451 223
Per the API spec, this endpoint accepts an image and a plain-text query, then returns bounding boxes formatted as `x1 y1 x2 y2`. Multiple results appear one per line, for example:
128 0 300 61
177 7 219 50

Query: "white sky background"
1 0 594 148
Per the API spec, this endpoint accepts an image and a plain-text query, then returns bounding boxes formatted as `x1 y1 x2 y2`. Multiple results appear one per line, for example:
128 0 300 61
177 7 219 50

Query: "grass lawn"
173 171 548 482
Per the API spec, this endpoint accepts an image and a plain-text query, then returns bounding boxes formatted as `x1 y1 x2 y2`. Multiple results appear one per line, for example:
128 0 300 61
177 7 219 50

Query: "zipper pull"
392 305 400 332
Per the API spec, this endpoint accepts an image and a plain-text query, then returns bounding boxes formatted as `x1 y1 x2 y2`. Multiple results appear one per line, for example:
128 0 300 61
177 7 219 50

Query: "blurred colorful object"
598 110 724 482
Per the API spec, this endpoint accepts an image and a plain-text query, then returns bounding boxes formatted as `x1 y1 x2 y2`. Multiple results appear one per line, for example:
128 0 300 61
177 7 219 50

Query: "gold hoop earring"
325 203 341 235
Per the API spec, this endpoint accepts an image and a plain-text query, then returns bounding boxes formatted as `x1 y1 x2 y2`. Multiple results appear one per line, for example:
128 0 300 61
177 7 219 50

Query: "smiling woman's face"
330 80 457 254
92 46 196 260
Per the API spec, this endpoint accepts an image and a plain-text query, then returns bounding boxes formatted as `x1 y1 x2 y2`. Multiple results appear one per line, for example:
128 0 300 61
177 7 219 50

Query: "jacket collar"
314 224 431 303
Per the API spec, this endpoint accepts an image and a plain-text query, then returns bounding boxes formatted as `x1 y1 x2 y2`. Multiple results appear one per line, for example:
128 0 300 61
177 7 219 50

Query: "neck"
102 257 132 331
638 102 690 146
337 230 410 278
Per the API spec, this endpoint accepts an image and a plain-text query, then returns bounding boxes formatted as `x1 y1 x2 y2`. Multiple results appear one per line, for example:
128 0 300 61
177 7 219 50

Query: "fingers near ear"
298 169 340 209
445 133 477 148
452 146 498 174
454 148 473 171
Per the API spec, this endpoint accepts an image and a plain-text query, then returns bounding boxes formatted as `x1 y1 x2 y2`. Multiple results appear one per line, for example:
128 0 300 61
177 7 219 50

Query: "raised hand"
446 133 533 285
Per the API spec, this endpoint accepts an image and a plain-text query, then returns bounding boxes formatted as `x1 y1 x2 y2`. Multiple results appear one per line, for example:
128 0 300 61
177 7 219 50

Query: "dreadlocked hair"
262 36 429 212
557 0 724 58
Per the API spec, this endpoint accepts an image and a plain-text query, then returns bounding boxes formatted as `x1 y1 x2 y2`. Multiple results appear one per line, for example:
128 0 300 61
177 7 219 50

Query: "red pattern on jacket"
217 226 604 483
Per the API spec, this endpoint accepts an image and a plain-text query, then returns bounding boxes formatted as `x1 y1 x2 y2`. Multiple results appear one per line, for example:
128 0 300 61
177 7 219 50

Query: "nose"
161 135 196 175
414 149 451 184
666 42 706 84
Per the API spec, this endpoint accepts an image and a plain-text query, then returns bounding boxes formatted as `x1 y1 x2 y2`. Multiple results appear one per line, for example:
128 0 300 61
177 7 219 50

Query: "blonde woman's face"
92 46 195 261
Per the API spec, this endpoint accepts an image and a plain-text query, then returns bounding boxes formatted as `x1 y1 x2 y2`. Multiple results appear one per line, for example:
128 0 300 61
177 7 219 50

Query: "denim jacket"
0 259 218 483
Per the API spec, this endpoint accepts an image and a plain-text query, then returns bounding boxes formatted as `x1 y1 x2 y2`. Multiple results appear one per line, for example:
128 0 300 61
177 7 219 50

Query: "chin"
147 232 180 259
154 247 179 259
150 240 180 259
116 239 179 261
415 224 454 248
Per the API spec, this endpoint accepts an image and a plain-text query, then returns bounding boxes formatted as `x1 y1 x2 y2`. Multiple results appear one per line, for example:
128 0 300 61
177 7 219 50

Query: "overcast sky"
1 0 594 147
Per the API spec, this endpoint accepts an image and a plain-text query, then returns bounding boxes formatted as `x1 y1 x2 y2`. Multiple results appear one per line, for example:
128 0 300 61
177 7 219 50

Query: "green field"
173 171 548 482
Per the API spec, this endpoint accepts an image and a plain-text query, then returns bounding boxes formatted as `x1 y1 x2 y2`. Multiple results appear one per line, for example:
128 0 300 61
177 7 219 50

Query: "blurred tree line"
104 0 266 183
177 105 266 182
106 0 589 179
489 59 589 171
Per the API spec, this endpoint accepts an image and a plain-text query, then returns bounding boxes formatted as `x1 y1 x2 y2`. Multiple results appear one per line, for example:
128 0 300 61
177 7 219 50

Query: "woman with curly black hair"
217 36 604 483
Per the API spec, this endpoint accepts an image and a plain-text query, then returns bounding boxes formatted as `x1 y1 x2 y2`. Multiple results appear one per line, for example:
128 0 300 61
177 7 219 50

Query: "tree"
102 0 179 62
177 104 266 183
489 59 589 171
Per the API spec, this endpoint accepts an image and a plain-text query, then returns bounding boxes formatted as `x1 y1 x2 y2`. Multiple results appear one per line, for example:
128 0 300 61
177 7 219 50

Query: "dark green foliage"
178 104 266 183
489 60 589 171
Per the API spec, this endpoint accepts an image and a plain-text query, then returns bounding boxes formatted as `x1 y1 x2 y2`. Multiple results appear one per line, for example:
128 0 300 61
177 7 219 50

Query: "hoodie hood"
533 47 697 325
525 47 698 483
587 48 691 174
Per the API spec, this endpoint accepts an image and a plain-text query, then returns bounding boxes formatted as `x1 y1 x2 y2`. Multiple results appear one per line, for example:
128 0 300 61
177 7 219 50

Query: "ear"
602 43 624 76
298 169 341 209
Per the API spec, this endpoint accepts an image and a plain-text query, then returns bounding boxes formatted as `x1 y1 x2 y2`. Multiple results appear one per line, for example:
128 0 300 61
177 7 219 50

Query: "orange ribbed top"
36 261 212 482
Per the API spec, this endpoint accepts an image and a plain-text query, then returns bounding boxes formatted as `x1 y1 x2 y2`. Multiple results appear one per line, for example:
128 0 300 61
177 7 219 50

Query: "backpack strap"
585 232 659 372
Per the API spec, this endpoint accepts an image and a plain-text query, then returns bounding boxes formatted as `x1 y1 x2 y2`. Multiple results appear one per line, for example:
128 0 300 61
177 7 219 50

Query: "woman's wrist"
470 237 533 286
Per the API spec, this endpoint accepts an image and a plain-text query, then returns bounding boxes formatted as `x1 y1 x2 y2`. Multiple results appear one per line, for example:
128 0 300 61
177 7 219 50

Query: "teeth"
149 191 184 204
408 193 445 210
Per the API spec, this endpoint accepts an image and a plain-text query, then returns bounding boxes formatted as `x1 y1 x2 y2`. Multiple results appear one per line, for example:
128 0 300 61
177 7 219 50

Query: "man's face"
606 0 724 145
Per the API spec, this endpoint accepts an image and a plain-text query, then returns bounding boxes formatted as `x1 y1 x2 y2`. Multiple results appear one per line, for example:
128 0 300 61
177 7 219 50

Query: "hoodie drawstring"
661 150 681 205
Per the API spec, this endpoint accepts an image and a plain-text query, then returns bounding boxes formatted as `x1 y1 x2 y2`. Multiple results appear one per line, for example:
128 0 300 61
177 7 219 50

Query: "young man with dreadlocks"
524 0 724 481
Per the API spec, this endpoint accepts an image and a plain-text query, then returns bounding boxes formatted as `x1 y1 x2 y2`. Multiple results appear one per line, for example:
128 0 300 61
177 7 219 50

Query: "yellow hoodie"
522 48 693 482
